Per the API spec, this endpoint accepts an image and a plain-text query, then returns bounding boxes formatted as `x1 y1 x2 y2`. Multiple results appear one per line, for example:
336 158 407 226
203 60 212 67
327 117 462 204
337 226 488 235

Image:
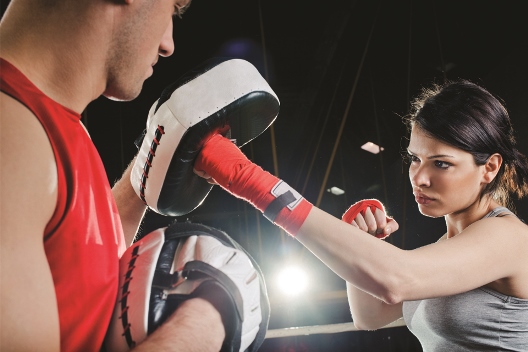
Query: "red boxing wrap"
195 134 312 236
342 199 390 239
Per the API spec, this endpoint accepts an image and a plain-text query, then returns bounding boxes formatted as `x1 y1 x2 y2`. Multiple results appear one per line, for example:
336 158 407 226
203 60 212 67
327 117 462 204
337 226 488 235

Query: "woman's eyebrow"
407 149 454 159
427 154 455 159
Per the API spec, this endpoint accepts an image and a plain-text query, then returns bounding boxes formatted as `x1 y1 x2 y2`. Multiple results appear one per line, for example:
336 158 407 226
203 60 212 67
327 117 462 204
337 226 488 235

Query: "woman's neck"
444 197 500 238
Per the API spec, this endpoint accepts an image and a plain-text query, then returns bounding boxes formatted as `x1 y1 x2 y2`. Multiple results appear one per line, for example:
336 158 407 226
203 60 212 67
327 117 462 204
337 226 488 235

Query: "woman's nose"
410 165 431 187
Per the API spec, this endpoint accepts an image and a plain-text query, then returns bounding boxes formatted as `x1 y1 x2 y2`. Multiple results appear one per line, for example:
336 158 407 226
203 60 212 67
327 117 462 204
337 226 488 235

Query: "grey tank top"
402 207 528 352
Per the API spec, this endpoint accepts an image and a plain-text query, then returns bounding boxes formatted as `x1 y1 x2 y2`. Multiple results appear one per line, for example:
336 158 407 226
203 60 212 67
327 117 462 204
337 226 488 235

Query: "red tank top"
0 58 126 351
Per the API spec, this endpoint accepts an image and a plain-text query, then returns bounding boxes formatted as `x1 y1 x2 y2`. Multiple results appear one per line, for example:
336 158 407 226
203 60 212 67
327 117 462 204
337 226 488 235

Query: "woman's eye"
406 154 419 164
403 154 419 164
434 160 451 169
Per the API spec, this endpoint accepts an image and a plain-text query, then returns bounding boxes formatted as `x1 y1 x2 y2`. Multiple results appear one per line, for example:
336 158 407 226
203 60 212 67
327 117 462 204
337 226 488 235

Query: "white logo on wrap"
270 180 303 210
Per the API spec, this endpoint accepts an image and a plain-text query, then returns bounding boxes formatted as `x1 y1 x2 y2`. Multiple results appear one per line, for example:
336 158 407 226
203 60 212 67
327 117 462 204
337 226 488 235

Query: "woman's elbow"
380 289 403 305
377 274 410 305
353 319 378 331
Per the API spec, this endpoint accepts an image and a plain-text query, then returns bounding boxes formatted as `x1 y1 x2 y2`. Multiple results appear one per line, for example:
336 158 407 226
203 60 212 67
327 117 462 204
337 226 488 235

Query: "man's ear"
482 153 502 184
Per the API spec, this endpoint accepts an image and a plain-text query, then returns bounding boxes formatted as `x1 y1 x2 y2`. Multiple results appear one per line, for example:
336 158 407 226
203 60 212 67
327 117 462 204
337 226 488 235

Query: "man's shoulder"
1 90 57 188
1 90 43 133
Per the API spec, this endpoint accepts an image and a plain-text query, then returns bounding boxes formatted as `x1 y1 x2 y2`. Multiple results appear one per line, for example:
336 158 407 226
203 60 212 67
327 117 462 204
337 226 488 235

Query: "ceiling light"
327 186 345 195
361 142 384 154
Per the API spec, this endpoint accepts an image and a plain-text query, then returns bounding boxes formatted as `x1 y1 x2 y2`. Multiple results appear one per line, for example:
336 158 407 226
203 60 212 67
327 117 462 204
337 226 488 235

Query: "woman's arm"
342 205 403 330
297 206 527 302
346 282 403 330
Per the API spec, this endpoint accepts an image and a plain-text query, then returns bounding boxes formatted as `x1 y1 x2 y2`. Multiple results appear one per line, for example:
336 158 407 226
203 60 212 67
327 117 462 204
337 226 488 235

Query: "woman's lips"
415 194 433 205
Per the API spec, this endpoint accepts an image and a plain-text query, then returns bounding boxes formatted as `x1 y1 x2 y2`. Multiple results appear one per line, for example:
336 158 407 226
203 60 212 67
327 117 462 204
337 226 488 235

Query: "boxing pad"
131 57 280 216
105 222 270 352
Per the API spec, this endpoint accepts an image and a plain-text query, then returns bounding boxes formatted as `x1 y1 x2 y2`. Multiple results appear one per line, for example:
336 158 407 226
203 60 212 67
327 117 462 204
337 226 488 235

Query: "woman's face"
407 126 487 218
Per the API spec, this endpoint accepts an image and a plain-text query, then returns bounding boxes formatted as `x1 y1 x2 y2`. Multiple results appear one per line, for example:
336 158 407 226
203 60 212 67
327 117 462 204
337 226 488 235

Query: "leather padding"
162 222 270 352
105 222 270 352
131 57 280 216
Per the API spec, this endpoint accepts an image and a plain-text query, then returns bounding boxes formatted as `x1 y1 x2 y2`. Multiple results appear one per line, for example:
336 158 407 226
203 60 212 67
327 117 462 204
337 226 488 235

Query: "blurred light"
277 266 309 296
361 142 384 154
216 38 271 79
327 186 345 195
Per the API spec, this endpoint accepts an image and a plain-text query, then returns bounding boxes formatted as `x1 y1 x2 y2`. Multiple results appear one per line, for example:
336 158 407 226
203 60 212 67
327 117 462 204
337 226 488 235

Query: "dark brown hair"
405 79 528 206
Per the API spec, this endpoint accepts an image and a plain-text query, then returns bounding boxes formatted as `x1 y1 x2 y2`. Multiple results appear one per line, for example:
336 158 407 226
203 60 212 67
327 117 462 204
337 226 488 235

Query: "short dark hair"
174 0 192 19
405 79 528 207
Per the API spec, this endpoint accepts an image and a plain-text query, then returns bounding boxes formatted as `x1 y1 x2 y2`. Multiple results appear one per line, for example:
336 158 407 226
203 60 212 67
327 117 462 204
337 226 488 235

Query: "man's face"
103 0 190 101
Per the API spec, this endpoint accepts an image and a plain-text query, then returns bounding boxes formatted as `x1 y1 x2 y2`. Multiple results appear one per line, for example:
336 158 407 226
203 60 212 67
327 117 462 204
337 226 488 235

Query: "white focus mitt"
131 58 280 216
105 222 270 352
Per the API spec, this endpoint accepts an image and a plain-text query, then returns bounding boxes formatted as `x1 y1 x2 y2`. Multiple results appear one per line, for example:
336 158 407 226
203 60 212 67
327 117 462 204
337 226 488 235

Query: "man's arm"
0 93 61 350
112 158 147 247
109 147 228 350
134 298 225 352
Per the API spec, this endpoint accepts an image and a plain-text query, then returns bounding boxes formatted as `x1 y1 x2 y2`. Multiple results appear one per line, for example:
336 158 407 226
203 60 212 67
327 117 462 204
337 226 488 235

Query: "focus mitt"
131 58 280 216
105 222 270 352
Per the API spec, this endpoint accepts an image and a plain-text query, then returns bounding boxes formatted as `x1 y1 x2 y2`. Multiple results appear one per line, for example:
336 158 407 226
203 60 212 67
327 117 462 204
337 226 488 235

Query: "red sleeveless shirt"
0 58 126 351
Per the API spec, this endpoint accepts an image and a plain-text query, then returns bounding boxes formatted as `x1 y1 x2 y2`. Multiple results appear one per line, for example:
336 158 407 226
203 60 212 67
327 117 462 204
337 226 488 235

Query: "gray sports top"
402 207 528 351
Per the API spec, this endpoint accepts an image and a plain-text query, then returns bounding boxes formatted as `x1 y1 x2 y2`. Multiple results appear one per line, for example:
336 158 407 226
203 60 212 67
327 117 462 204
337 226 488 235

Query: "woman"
195 80 528 351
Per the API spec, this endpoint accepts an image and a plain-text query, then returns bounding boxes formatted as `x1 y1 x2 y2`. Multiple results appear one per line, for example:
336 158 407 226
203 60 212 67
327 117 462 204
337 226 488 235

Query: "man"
0 0 226 350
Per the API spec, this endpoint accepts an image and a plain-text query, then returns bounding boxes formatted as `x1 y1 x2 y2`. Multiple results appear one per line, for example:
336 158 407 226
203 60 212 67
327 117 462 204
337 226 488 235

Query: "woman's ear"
482 153 502 184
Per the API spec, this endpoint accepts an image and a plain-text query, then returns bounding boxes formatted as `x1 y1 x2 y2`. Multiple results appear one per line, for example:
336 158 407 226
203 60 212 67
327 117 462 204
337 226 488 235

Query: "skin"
293 125 528 330
0 0 225 350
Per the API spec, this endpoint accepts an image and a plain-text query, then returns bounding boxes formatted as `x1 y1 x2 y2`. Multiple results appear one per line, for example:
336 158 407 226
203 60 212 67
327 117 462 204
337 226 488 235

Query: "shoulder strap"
482 207 515 219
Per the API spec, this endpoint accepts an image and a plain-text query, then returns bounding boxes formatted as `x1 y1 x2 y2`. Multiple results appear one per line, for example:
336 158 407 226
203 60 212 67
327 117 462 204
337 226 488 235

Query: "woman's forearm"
346 282 403 330
296 207 410 305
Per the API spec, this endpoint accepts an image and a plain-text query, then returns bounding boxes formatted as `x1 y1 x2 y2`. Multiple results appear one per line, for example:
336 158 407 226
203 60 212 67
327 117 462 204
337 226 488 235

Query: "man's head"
103 0 192 101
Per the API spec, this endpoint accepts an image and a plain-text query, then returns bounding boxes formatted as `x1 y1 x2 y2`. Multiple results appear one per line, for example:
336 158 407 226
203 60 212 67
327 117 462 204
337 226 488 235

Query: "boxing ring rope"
265 319 406 339
314 1 381 208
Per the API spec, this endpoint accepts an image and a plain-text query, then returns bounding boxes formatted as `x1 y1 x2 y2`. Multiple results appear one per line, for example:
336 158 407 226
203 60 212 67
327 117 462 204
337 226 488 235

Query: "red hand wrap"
195 134 312 236
342 199 389 239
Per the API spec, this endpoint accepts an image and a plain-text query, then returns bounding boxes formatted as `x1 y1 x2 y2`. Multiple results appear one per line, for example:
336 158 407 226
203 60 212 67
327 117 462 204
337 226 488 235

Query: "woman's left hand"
342 199 399 239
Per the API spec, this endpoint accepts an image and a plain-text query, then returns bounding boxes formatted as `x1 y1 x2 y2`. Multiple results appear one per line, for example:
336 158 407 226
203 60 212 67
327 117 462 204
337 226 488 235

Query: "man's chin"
103 82 144 102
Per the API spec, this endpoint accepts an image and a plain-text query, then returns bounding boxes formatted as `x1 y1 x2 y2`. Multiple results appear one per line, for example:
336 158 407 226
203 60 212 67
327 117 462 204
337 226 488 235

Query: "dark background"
3 1 527 351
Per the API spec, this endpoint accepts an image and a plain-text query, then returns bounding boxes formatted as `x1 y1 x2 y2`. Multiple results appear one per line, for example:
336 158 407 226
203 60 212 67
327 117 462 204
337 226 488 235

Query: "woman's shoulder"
474 211 528 298
473 212 528 244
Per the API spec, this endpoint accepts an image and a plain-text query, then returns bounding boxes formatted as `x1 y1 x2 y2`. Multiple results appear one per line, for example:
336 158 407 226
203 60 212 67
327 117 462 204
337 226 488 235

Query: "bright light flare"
276 266 309 296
